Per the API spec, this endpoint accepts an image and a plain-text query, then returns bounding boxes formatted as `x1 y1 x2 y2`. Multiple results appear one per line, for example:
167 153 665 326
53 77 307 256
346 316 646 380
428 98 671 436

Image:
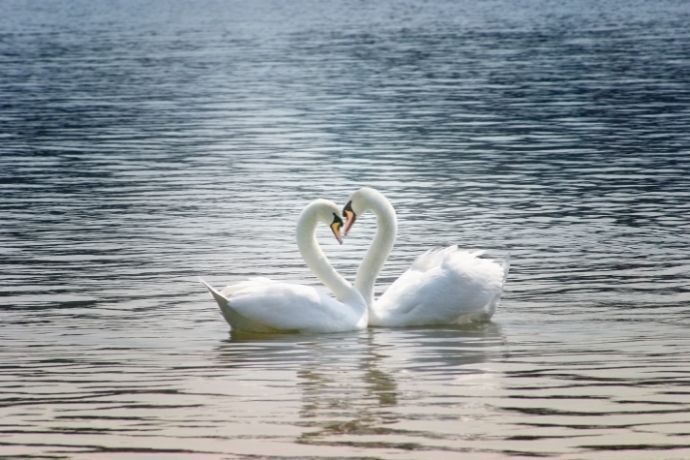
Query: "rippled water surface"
2 0 690 458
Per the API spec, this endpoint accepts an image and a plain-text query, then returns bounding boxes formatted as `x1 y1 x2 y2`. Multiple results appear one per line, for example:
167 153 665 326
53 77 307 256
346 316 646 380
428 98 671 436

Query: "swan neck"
297 207 363 307
355 192 397 307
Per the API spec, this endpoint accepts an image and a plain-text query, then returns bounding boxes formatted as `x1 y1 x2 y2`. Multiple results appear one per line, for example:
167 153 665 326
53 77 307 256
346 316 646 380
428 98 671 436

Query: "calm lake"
1 0 690 458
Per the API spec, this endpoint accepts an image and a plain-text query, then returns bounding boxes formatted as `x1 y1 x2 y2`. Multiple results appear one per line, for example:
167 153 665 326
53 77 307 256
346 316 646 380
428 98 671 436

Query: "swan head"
342 186 384 236
308 199 345 244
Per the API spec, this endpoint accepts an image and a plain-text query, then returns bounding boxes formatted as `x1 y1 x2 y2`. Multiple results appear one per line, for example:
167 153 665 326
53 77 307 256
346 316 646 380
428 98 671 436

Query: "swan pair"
201 187 508 333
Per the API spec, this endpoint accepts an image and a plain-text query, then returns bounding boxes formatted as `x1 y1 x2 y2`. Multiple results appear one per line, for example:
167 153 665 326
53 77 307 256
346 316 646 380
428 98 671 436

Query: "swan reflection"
213 324 504 448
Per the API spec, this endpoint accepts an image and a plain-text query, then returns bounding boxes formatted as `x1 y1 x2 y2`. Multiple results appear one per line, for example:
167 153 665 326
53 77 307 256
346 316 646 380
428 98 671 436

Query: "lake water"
1 0 690 458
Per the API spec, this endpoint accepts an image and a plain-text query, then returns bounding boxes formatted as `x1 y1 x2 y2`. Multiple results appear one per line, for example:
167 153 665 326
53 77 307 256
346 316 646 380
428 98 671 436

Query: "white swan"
200 199 367 333
342 187 508 327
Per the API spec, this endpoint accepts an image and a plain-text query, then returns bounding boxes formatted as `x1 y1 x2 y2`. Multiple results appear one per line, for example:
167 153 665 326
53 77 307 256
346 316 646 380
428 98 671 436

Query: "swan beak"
342 200 356 236
330 214 344 245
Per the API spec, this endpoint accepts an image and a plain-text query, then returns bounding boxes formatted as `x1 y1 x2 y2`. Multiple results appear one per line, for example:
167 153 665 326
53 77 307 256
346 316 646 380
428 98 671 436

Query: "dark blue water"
2 0 690 458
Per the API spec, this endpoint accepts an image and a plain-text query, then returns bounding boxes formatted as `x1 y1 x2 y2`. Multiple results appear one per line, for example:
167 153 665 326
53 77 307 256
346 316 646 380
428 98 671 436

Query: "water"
2 0 690 457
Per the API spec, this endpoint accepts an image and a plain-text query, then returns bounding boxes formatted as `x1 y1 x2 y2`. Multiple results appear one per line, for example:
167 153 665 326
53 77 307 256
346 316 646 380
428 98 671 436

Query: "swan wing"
372 246 507 327
201 278 362 333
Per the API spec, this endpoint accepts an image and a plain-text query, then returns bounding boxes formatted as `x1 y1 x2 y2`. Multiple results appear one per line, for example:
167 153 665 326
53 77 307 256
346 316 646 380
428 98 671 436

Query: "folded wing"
372 246 507 327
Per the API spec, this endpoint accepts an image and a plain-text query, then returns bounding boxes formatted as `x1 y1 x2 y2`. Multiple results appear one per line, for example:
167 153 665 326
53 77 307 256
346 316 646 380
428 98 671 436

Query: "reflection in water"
295 332 401 445
213 325 505 454
2 0 690 458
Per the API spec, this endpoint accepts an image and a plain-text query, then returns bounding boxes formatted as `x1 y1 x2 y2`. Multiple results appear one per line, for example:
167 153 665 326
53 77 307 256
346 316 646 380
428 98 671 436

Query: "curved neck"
355 191 397 307
296 206 364 307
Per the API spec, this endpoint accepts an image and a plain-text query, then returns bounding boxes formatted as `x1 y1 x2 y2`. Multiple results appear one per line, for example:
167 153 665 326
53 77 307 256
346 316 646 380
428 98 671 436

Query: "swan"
200 199 367 333
342 187 508 327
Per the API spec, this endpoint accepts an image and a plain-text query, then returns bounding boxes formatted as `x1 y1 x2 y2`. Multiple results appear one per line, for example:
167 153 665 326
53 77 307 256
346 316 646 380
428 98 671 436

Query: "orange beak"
342 201 356 236
330 220 344 245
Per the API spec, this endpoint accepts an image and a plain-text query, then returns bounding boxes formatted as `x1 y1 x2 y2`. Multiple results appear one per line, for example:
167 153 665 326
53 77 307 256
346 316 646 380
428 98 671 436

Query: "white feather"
201 278 365 333
373 246 506 326
346 187 508 327
201 199 367 334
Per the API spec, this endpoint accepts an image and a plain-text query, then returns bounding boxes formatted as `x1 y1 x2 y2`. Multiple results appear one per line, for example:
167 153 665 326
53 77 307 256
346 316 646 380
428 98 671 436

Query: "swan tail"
199 278 292 333
199 278 234 318
475 250 511 284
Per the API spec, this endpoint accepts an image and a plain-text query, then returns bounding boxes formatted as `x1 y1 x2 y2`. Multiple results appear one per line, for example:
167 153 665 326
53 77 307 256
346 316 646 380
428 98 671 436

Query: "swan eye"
331 212 343 227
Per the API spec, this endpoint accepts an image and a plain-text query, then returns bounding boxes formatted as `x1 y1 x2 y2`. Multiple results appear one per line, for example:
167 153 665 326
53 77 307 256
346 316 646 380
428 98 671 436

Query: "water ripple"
2 0 690 458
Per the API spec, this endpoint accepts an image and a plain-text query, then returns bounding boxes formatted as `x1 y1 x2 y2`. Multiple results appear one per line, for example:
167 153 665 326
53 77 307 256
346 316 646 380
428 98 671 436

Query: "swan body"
201 199 367 333
343 187 508 327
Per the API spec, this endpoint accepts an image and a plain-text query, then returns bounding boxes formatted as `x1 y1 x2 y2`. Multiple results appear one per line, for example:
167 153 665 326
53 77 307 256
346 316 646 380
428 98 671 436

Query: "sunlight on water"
1 0 690 458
